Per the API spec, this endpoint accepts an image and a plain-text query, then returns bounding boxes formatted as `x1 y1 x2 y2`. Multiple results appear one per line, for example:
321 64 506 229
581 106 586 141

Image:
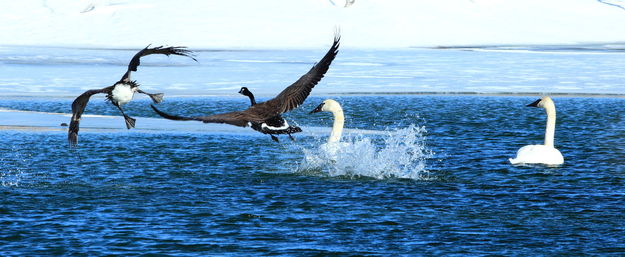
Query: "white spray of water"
297 124 432 180
0 146 29 187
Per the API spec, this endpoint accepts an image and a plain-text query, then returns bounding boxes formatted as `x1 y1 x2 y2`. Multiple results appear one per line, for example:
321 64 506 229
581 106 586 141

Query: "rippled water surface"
1 46 625 255
1 95 624 255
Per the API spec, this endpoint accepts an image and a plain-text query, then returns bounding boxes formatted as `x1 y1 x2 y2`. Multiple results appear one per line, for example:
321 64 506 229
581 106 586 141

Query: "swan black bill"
527 99 541 107
309 103 325 114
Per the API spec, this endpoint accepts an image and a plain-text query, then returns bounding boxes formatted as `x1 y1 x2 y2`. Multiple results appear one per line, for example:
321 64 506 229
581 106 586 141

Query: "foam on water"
0 145 29 187
296 124 432 180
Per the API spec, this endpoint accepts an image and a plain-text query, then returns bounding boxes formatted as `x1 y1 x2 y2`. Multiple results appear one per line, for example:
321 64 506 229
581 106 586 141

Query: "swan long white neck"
544 104 556 147
328 106 344 144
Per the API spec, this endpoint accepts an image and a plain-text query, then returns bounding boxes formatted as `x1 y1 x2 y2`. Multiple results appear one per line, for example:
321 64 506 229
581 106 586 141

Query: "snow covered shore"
1 0 625 49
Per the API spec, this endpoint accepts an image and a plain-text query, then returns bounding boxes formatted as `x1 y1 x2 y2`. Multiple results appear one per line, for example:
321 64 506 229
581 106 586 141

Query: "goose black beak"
309 103 324 114
527 99 541 107
238 87 246 95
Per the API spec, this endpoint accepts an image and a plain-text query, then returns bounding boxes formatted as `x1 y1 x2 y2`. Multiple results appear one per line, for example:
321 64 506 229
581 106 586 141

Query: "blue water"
1 46 625 255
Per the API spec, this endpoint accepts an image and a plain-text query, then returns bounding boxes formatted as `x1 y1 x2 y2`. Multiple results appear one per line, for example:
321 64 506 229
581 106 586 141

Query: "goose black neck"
244 91 257 105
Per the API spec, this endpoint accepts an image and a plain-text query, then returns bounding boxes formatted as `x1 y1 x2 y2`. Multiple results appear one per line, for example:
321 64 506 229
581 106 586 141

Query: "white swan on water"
304 99 430 179
509 96 564 165
310 99 344 143
309 99 349 158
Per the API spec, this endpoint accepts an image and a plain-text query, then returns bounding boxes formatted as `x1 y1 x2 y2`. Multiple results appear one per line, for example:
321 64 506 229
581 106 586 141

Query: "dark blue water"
1 95 624 255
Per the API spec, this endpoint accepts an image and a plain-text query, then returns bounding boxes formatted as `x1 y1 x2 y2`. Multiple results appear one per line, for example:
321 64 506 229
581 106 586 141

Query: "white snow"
1 0 625 49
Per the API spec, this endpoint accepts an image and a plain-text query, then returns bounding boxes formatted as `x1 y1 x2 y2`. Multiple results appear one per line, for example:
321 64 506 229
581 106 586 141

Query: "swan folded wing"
509 145 564 165
150 105 250 127
264 33 340 114
121 46 197 82
68 88 110 146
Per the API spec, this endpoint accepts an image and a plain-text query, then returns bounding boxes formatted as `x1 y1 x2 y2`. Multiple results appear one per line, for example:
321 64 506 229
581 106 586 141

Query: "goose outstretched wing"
121 45 197 82
262 33 340 115
151 105 251 127
68 87 111 146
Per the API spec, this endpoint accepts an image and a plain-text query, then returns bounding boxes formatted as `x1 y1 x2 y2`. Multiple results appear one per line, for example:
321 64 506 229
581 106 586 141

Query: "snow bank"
1 0 625 49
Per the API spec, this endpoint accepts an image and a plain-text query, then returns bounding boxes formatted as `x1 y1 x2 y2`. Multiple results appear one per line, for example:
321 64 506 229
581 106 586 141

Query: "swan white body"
509 145 563 165
509 96 564 165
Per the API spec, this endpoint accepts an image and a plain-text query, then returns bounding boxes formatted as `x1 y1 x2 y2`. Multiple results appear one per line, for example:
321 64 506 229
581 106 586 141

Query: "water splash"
297 124 432 180
0 146 30 187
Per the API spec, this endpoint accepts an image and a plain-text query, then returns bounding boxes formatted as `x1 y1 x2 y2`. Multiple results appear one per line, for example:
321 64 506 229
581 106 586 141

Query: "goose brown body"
151 33 341 142
239 87 301 142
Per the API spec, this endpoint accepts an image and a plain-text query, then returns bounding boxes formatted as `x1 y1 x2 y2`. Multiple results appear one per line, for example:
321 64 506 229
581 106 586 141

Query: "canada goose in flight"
238 86 302 142
151 33 340 142
68 45 196 146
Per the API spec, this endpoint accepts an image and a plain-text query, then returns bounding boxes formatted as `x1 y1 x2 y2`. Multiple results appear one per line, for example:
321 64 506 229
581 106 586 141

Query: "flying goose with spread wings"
236 86 301 142
68 45 196 146
151 33 340 142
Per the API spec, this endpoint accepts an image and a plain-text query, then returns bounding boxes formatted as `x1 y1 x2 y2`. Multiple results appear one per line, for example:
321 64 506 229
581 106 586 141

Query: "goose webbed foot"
148 93 164 104
271 135 280 143
114 103 136 129
288 134 295 141
138 89 164 104
123 115 136 129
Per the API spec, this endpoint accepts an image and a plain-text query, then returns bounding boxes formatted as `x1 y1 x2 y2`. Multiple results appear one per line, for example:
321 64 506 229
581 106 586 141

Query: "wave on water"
296 124 432 180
